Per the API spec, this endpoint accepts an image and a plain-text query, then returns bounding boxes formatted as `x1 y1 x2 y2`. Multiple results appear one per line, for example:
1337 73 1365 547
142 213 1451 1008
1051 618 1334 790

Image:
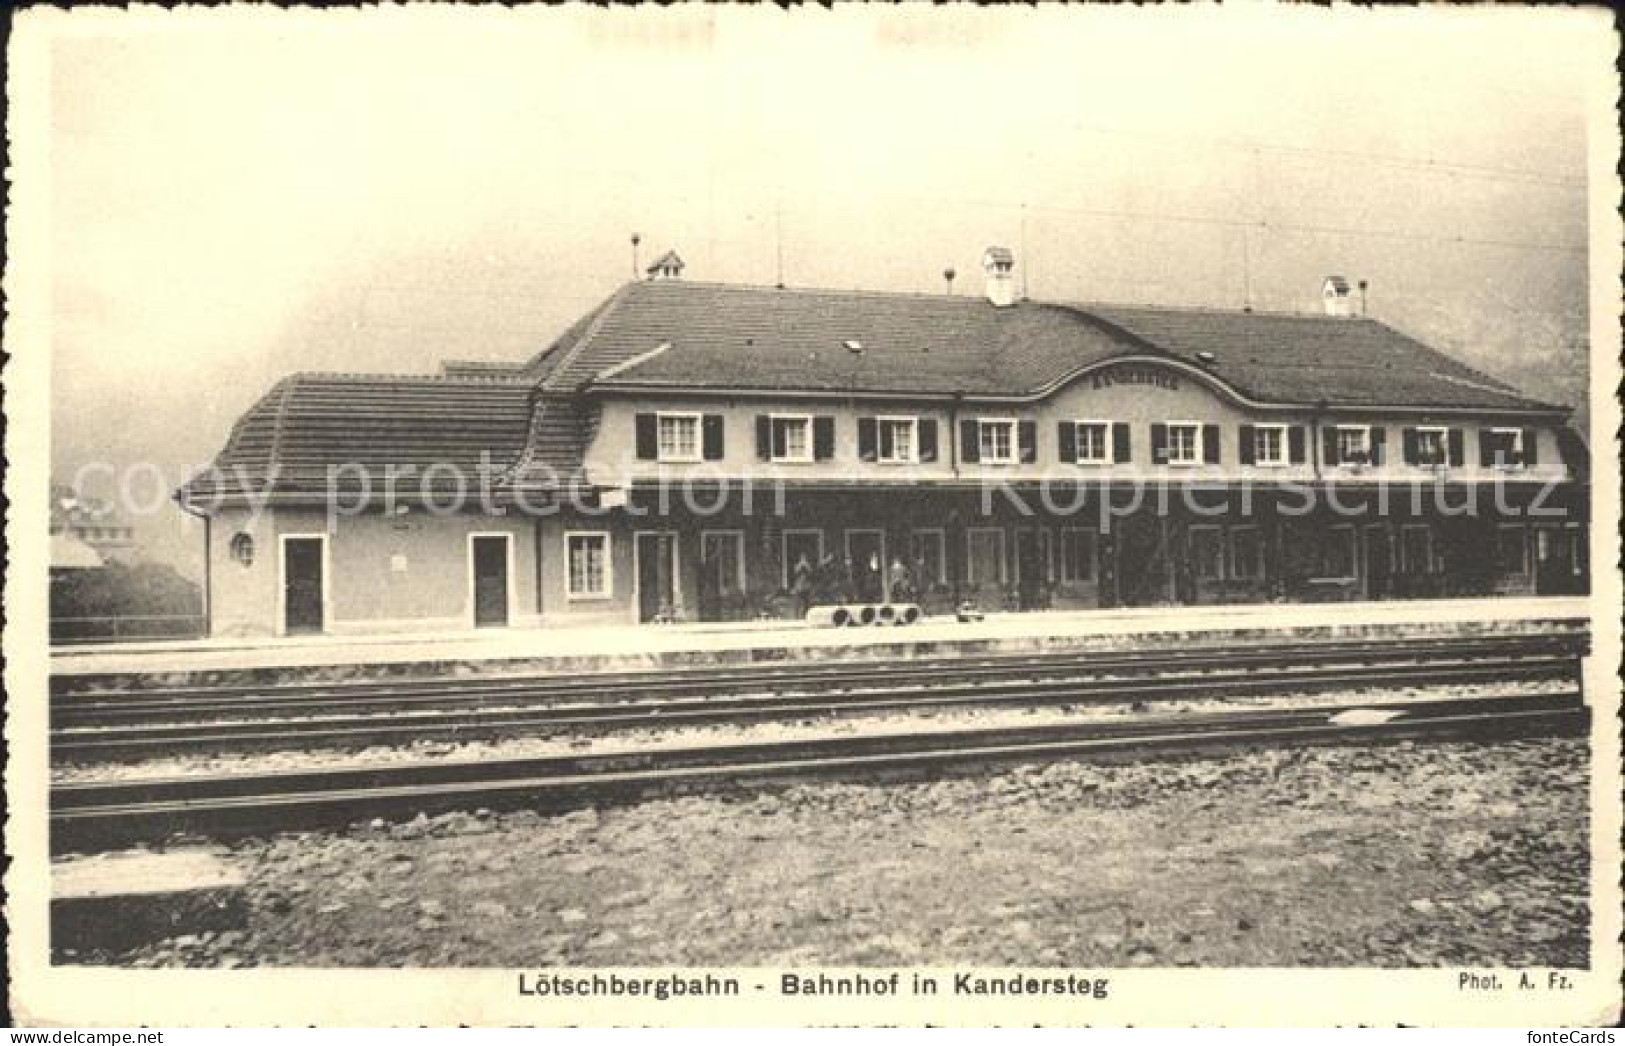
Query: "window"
910 529 946 585
1317 526 1357 578
1073 422 1110 464
978 420 1017 465
1564 523 1585 577
1060 528 1096 583
229 532 255 567
1496 525 1528 576
966 528 1005 585
1336 426 1371 465
1252 424 1288 466
878 417 917 464
770 415 812 463
1166 422 1201 465
1190 526 1225 581
1399 525 1434 575
1229 526 1263 580
1413 426 1448 467
1485 428 1526 468
565 532 611 599
656 413 701 462
782 529 824 589
701 531 746 595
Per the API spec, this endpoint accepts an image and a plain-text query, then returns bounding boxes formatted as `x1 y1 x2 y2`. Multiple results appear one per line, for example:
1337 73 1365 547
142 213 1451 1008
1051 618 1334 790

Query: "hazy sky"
35 5 1606 577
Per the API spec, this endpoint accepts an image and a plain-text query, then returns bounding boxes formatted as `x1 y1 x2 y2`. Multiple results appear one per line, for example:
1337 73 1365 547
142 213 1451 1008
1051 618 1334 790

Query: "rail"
50 690 1587 854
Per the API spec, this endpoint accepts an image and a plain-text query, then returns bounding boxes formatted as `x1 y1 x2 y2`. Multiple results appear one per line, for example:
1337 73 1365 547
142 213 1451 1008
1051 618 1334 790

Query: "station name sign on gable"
1089 364 1181 391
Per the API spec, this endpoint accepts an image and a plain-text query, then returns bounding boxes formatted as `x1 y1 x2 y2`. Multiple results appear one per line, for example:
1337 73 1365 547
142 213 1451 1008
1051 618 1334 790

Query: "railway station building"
179 250 1590 637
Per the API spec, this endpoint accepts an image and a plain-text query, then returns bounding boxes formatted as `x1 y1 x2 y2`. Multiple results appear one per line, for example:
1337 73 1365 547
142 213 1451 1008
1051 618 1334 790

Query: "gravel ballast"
59 736 1589 969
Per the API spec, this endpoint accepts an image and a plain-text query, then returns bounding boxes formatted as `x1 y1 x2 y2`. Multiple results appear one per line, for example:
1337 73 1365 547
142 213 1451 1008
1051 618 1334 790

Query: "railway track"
51 633 1586 760
50 689 1586 853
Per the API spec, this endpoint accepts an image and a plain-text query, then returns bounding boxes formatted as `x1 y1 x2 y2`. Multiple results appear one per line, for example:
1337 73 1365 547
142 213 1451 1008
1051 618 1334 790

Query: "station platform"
50 596 1596 687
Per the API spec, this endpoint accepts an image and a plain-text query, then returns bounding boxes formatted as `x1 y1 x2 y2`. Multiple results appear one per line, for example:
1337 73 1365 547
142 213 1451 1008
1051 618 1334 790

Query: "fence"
50 614 207 645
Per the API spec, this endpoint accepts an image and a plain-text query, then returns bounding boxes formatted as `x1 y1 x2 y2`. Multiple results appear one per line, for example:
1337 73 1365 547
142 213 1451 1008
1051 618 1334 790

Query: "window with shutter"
1249 424 1289 466
877 417 917 464
1161 421 1201 466
655 413 701 462
1070 421 1110 464
1335 425 1371 465
976 420 1018 465
768 415 812 463
1481 427 1528 469
1410 426 1448 467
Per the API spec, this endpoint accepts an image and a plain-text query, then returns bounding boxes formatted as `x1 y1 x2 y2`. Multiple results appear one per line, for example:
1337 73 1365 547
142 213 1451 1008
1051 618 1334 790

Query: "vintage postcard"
5 3 1621 1028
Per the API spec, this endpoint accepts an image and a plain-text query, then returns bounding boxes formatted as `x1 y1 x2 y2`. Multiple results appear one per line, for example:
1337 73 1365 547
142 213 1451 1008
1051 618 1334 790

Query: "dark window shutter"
1113 422 1132 463
1018 421 1037 463
813 416 835 460
1150 423 1169 465
635 413 658 460
1521 427 1538 466
1058 422 1077 464
1447 428 1464 467
1478 427 1495 467
1322 427 1340 467
1202 423 1221 464
878 420 895 461
960 420 980 464
702 414 725 460
918 419 939 462
1238 424 1256 466
857 418 878 462
756 416 773 460
1288 425 1306 464
1369 426 1386 466
1401 427 1418 466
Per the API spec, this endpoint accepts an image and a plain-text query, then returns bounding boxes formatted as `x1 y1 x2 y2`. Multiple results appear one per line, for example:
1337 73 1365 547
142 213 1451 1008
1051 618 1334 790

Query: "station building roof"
181 279 1570 503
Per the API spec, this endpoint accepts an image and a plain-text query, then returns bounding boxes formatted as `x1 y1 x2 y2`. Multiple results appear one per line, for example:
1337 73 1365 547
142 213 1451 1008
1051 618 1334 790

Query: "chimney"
982 246 1016 307
1321 274 1354 318
646 249 685 281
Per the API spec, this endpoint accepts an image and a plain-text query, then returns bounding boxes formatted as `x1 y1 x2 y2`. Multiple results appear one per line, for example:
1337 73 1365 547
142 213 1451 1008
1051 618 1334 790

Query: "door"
283 537 325 635
699 532 744 621
471 535 510 628
1115 515 1170 607
1361 524 1391 600
1013 529 1046 609
636 532 678 622
846 530 885 603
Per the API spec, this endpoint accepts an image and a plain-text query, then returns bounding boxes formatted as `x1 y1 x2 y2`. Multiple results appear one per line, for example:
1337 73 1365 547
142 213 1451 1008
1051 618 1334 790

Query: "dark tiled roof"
564 280 1561 412
189 279 1567 503
181 373 534 499
1081 304 1548 410
502 392 592 492
545 281 1138 396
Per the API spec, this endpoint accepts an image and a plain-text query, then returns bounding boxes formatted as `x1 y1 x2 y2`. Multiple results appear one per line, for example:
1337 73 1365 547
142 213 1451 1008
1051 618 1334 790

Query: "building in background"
179 249 1590 638
50 483 137 564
